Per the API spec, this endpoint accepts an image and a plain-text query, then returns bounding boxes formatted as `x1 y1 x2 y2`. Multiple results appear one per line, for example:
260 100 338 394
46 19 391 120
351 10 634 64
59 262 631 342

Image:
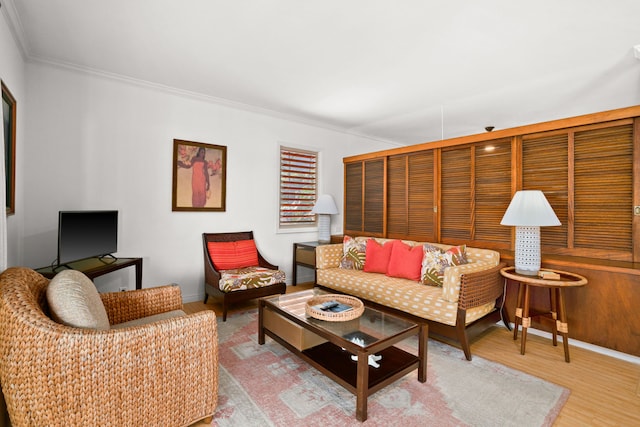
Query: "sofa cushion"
208 240 259 270
46 270 111 330
363 238 394 274
339 235 367 270
421 244 468 287
387 240 423 281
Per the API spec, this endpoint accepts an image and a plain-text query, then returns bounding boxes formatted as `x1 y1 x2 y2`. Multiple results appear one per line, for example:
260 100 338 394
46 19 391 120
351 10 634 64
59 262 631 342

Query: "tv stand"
36 257 142 289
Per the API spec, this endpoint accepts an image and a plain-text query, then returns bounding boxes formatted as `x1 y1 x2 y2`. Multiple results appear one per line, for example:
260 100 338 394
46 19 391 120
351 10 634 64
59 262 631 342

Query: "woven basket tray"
305 294 364 322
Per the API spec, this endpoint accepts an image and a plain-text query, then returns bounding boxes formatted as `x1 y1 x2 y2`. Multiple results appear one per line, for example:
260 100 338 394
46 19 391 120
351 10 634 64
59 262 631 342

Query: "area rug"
213 311 569 426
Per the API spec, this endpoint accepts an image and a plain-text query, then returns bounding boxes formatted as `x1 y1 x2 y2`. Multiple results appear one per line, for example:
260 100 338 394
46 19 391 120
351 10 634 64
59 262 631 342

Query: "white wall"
20 62 394 301
0 7 26 269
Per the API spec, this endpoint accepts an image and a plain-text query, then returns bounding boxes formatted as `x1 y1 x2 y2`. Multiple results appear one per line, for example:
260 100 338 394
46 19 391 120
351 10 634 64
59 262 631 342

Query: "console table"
500 266 587 362
35 257 143 289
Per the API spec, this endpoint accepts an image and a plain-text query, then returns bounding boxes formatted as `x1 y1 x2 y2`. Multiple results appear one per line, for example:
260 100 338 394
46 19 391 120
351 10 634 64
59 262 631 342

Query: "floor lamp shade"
311 195 338 243
500 190 561 276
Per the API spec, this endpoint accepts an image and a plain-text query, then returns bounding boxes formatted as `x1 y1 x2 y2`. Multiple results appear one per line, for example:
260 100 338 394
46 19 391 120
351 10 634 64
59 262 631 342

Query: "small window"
279 146 318 228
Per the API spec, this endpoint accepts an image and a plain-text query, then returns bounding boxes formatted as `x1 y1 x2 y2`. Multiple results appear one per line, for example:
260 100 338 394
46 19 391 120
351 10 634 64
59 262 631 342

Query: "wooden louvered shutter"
344 162 363 233
363 159 385 234
573 124 634 259
522 132 569 249
387 151 434 240
441 146 472 241
474 140 512 245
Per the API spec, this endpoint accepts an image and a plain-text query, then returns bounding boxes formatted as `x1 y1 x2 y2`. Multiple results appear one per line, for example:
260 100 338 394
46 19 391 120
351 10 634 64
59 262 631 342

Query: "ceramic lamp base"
514 226 541 276
317 214 331 243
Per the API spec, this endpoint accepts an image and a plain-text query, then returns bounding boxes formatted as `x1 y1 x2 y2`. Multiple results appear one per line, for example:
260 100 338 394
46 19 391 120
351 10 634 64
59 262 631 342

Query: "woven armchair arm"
457 262 507 310
4 310 218 427
100 284 183 325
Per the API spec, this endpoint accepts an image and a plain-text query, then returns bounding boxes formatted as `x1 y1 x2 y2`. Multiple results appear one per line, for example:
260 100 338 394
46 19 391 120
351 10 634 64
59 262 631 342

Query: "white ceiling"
4 0 640 145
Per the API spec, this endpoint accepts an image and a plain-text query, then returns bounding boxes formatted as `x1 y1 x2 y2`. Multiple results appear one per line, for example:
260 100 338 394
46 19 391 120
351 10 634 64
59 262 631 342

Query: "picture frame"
172 139 226 212
2 81 16 215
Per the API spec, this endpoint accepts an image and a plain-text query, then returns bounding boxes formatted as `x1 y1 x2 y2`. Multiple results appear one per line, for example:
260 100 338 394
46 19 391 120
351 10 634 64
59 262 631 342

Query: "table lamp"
311 194 338 243
500 190 561 276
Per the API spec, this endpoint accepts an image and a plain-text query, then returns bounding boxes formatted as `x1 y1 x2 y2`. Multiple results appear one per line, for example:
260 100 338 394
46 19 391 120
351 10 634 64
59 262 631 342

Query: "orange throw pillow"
363 239 394 274
207 240 259 270
386 240 423 281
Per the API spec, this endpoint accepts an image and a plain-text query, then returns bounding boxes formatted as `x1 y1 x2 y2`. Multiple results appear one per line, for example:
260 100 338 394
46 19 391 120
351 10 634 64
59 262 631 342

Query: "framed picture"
2 81 16 215
172 139 226 211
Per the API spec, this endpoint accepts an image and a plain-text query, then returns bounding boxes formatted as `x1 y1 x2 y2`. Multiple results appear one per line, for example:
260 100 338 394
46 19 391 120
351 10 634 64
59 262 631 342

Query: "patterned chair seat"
220 267 286 292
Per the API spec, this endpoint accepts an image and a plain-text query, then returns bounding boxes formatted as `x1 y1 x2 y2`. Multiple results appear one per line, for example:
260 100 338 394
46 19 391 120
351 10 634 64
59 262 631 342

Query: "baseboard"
508 322 640 365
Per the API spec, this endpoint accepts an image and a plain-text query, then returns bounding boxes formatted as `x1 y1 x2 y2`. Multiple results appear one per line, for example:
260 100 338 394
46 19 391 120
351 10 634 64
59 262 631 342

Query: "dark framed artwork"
2 81 16 215
172 139 227 211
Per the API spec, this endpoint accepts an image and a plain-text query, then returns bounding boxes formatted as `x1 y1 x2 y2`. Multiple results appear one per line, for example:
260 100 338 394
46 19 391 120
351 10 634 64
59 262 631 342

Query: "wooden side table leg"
557 288 571 362
520 284 531 355
550 288 558 346
514 282 524 341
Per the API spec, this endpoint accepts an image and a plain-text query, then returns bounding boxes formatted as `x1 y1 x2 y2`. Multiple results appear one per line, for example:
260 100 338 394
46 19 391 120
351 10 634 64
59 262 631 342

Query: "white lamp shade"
311 194 338 215
500 190 561 227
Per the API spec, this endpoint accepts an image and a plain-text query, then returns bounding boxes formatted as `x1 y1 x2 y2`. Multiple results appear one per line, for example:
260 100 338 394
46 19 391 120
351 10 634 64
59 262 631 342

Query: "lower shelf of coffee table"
302 341 419 392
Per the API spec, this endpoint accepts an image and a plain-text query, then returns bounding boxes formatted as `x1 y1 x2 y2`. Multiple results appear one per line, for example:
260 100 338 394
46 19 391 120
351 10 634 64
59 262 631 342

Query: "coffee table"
258 289 427 421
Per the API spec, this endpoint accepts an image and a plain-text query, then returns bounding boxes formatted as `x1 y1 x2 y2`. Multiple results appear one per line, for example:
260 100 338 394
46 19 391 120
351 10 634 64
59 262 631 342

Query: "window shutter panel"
363 159 385 234
474 140 512 243
522 133 569 248
279 147 317 226
344 162 363 233
574 125 634 255
408 151 435 239
441 147 472 241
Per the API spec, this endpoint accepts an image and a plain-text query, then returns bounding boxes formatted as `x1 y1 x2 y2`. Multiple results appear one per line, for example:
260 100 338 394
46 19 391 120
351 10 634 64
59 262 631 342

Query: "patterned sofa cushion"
316 267 494 327
219 267 285 292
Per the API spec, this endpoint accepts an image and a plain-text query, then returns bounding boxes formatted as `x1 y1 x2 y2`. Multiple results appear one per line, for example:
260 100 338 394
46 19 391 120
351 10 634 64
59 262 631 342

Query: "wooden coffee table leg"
355 350 369 422
418 324 428 383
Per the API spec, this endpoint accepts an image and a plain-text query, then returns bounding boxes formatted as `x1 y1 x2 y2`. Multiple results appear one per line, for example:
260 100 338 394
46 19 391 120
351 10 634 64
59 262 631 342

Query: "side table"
35 257 143 289
292 242 326 286
500 266 587 362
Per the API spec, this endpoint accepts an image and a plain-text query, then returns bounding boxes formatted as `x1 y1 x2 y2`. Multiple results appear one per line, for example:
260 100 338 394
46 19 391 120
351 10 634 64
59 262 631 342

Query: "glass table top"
262 288 418 348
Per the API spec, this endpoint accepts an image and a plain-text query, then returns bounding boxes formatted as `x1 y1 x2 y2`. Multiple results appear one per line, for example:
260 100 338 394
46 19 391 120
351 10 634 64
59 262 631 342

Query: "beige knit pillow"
46 270 110 330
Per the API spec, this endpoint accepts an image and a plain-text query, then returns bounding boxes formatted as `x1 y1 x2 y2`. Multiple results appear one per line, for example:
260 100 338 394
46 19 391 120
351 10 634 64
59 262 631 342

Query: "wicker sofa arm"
100 284 184 325
315 243 343 269
4 310 218 426
457 262 507 310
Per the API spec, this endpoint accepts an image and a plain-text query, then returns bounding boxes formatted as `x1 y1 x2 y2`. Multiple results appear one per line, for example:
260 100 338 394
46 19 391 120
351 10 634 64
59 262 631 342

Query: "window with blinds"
279 146 318 227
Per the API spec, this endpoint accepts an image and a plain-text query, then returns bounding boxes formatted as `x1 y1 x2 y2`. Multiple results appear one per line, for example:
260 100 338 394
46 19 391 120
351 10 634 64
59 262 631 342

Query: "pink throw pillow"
363 239 394 274
386 240 423 281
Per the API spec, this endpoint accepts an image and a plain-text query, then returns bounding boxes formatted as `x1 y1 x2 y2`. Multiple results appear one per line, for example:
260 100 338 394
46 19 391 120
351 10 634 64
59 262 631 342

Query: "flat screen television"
57 210 118 266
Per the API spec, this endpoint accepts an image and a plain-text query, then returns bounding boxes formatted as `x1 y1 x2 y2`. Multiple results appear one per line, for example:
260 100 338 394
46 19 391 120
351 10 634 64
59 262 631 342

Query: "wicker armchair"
203 231 286 321
0 267 218 427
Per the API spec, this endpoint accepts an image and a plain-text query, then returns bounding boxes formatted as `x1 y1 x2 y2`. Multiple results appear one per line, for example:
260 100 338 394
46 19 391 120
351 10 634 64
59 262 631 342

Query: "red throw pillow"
363 239 394 274
386 240 423 281
207 240 259 270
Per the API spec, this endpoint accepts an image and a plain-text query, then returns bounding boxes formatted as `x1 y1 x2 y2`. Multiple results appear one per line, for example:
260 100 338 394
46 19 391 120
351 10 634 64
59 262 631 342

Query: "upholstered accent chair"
203 231 286 321
0 267 218 427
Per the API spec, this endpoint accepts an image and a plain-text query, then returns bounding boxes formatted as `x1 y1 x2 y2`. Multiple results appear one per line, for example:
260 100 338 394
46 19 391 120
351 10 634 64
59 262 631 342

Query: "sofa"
0 267 218 427
315 237 507 360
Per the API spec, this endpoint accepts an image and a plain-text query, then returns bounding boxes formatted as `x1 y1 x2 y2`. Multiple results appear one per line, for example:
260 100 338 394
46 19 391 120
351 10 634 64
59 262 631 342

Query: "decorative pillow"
339 235 367 270
421 244 468 287
363 239 394 274
46 270 111 330
207 240 259 270
386 240 423 281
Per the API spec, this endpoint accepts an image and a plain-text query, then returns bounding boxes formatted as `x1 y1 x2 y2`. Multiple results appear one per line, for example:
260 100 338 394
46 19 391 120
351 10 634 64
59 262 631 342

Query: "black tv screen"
57 210 118 265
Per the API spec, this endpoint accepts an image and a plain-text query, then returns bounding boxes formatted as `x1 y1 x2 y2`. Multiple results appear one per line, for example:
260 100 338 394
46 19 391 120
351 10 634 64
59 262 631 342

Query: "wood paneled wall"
343 105 640 356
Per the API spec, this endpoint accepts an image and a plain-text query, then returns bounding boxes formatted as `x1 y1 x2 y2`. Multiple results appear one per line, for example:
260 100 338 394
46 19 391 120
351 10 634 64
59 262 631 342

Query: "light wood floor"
186 283 640 426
